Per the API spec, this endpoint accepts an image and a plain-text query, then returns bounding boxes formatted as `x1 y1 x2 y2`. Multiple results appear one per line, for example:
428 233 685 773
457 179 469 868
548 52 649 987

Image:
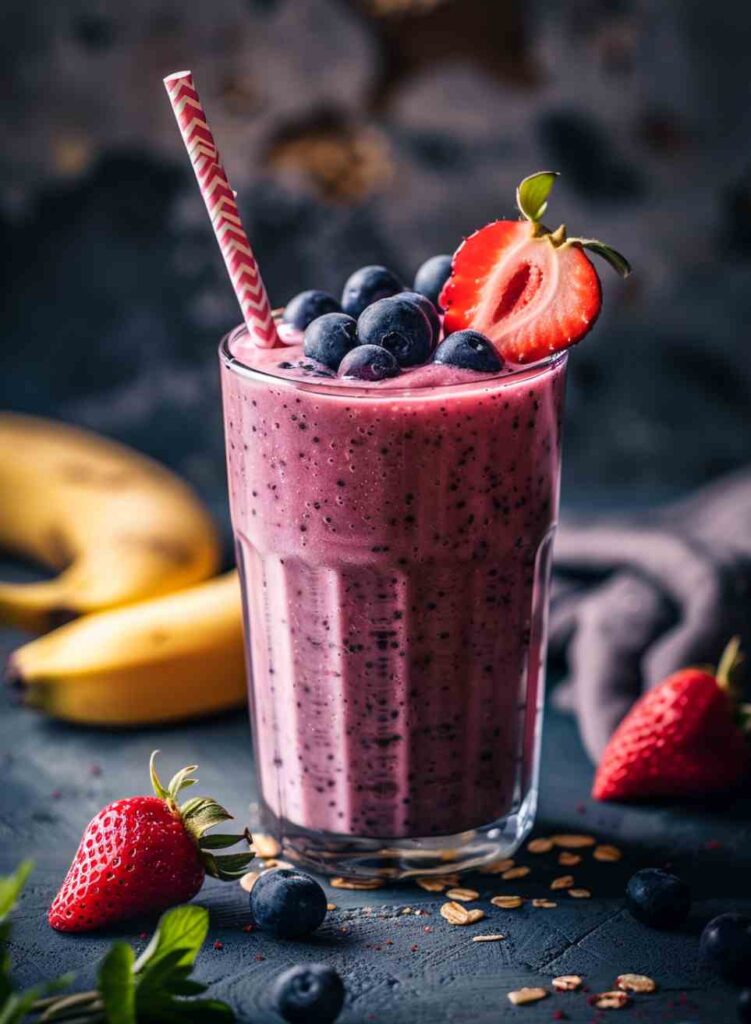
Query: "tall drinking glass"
220 324 566 878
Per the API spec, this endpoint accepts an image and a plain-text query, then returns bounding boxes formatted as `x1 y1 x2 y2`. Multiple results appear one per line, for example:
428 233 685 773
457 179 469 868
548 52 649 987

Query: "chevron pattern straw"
164 70 279 348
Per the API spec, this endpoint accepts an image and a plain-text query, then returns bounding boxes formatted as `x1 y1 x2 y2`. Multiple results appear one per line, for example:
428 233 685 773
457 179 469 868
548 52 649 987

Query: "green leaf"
575 238 631 278
167 766 198 802
0 861 33 922
516 171 559 223
201 852 253 881
136 950 194 1002
133 906 209 975
99 942 136 1024
149 751 169 801
198 834 247 851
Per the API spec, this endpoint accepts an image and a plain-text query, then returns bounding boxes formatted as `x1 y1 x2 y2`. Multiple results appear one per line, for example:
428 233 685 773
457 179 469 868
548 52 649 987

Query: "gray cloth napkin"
550 470 751 763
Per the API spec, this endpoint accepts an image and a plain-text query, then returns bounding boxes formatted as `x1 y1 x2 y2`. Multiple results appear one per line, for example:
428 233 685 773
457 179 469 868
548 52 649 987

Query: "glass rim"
219 322 568 400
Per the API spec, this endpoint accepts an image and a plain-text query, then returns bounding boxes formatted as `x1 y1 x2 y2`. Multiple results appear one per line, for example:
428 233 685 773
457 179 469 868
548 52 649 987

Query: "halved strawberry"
439 172 630 364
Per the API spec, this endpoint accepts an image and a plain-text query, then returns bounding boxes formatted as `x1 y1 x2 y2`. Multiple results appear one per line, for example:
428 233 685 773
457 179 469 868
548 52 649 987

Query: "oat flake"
616 974 657 993
527 837 554 854
507 987 548 1006
552 975 583 991
550 874 575 890
446 887 480 902
551 834 596 849
594 844 622 862
592 991 631 1009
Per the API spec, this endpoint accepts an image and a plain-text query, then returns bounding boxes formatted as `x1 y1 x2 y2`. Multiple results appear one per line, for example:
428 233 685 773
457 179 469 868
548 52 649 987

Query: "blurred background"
2 0 751 541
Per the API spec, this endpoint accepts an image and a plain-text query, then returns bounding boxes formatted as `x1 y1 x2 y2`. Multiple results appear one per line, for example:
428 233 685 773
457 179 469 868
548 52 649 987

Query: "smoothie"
221 327 566 842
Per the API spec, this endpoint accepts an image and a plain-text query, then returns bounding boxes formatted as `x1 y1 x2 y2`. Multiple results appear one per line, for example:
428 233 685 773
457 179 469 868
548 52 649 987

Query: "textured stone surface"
1 621 749 1022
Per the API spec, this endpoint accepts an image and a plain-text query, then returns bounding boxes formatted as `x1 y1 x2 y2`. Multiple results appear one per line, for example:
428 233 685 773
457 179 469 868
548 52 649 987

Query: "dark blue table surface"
2 621 750 1024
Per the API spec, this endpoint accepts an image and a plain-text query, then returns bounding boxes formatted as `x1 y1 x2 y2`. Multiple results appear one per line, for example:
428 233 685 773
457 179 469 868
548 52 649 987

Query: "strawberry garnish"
439 171 630 364
48 751 252 932
593 638 751 802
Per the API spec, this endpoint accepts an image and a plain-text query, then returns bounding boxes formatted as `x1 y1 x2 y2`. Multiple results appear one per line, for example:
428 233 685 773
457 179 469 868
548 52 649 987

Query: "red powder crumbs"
51 789 62 800
255 953 266 962
139 932 149 941
213 941 224 951
242 924 254 933
385 939 394 946
410 944 419 952
704 839 722 850
552 1012 568 1021
89 763 102 777
423 926 433 933
575 802 587 815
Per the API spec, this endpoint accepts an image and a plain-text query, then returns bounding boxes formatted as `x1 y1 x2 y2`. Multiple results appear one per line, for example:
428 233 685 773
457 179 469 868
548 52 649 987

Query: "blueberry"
249 868 327 939
272 964 345 1024
433 330 503 373
413 254 452 306
357 296 433 367
284 290 341 331
401 290 440 346
625 868 691 930
739 989 751 1023
303 313 358 370
338 344 401 382
700 913 751 984
341 265 403 318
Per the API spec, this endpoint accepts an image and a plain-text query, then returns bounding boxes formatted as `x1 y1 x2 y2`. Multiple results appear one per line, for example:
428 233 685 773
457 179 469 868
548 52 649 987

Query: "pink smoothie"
221 326 566 839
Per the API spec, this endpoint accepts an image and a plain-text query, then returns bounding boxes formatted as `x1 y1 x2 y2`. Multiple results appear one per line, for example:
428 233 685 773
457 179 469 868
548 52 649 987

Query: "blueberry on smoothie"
284 289 341 331
700 913 751 983
357 295 433 367
303 313 358 370
341 265 403 318
401 290 440 346
433 330 503 373
739 989 751 1023
413 253 452 305
625 868 691 930
272 964 345 1024
250 868 328 938
339 344 401 381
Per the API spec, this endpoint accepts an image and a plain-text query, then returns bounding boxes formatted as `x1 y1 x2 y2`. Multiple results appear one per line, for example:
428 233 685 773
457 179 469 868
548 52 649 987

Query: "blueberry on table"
339 344 401 382
284 290 341 331
433 330 503 373
739 989 751 1023
272 964 345 1024
413 253 452 305
700 913 751 983
341 264 403 318
357 295 433 367
303 313 358 370
249 868 327 938
625 868 691 930
401 290 440 346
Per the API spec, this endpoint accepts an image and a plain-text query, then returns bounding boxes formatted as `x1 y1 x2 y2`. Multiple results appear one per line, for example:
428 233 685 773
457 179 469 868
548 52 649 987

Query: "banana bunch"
0 414 247 725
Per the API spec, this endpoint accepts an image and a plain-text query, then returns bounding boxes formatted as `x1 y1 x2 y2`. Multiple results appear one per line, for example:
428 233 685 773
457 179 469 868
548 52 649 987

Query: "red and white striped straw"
164 70 279 348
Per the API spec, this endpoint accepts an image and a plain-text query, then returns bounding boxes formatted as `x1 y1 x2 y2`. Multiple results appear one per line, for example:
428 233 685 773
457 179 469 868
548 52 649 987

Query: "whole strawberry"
593 638 750 801
49 752 252 932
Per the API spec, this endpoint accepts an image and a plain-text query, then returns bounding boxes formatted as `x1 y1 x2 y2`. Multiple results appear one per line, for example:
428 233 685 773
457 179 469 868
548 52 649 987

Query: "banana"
7 571 246 725
0 413 220 631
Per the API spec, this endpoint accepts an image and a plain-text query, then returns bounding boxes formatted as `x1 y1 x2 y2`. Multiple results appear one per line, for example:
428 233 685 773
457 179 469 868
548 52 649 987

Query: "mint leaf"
99 943 136 1024
576 238 631 278
516 171 559 223
134 906 208 974
0 862 32 923
198 834 247 850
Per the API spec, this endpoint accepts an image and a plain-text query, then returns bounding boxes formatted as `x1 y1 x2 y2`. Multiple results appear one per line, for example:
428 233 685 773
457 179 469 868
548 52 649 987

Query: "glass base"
251 789 538 880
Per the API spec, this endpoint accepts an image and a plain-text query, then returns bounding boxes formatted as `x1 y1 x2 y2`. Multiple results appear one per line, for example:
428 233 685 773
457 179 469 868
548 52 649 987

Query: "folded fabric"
550 469 751 763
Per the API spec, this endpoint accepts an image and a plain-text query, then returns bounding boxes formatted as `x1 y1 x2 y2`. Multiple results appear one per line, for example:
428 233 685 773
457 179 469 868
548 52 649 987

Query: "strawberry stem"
716 635 744 692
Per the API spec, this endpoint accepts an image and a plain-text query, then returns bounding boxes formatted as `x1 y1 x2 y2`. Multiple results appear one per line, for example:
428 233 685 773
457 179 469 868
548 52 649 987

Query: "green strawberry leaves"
516 171 559 224
99 944 136 1024
570 238 632 278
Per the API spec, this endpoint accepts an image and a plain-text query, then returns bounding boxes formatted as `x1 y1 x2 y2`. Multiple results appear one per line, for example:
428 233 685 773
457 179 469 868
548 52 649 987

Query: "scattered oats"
446 887 480 902
532 898 557 908
592 991 631 1009
527 837 554 854
558 851 582 866
550 875 575 890
239 871 260 893
252 833 281 859
440 901 486 925
552 975 583 992
331 876 385 890
415 876 448 892
616 974 657 994
479 858 515 875
400 907 413 915
491 895 523 909
262 858 293 870
568 888 591 899
551 834 596 849
594 844 622 862
326 903 337 911
471 933 506 942
502 866 531 880
507 987 548 1006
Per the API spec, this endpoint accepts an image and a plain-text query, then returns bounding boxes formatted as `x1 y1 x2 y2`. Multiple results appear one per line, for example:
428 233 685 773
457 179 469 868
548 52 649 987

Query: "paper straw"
164 70 279 348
